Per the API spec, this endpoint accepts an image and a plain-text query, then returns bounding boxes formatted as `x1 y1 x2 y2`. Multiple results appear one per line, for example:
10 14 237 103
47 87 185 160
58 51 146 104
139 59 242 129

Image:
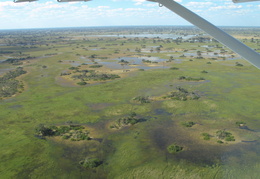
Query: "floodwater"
102 57 169 70
0 68 14 76
47 103 260 178
65 56 170 70
89 34 195 40
0 59 7 63
146 106 260 171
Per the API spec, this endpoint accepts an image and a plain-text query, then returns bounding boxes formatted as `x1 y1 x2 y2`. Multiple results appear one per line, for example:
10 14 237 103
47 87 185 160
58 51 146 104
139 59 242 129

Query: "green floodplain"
0 26 259 178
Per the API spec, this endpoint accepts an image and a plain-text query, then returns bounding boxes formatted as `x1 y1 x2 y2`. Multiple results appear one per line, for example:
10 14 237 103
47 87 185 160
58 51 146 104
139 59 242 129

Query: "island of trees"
60 65 120 85
163 86 200 101
35 124 91 141
109 112 146 129
0 67 26 98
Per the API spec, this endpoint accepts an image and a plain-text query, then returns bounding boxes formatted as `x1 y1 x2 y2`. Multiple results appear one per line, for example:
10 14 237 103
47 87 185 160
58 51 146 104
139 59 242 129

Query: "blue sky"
0 0 259 29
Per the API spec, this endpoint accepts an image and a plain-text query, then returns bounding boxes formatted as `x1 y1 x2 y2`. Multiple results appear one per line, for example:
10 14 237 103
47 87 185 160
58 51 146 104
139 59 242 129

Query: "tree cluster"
5 56 34 65
72 71 120 83
164 86 200 101
35 124 91 141
181 121 195 127
132 96 150 104
110 112 146 129
167 144 183 154
0 67 26 98
216 130 235 141
178 76 205 81
79 158 102 168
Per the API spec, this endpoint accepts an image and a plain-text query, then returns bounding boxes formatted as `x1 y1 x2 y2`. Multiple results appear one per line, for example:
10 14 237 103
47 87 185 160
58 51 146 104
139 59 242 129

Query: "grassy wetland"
0 26 260 179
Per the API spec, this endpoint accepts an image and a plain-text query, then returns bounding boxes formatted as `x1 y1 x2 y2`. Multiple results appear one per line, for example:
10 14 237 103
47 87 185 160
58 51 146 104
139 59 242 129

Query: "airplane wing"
14 0 38 2
152 0 260 69
233 0 260 3
14 0 91 2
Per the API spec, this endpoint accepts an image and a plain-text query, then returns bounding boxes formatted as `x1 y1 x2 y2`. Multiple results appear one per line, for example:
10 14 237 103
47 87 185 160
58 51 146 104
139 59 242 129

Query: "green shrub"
69 125 85 130
69 67 78 70
216 130 235 141
167 144 183 154
235 121 246 126
170 67 179 70
57 126 71 134
182 121 195 127
178 76 186 80
79 158 102 168
225 136 235 141
133 96 150 104
202 133 211 140
77 81 87 85
236 62 243 66
62 135 70 139
89 64 103 68
35 124 54 136
217 140 224 144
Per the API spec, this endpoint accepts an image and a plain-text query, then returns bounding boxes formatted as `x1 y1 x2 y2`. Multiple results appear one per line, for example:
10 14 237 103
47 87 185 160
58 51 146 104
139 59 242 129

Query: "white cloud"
186 2 214 8
98 6 110 9
0 0 259 29
209 4 242 10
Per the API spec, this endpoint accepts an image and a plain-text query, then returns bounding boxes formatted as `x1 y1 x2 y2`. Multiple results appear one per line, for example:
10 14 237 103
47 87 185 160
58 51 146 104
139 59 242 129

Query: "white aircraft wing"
153 0 260 69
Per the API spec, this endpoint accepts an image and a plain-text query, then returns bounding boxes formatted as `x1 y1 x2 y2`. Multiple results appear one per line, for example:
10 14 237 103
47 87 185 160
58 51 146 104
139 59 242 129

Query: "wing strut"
156 0 260 69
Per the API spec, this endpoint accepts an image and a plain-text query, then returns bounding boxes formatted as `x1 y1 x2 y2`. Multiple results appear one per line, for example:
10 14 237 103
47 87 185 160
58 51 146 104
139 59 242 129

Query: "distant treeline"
4 56 35 65
0 50 13 54
0 67 26 98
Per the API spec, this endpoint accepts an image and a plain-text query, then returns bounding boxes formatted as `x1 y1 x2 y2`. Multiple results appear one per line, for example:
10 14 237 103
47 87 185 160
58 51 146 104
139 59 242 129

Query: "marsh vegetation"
0 26 259 179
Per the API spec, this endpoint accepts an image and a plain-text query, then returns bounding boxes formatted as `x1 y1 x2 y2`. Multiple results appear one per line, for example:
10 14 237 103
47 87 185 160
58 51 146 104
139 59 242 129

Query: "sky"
0 0 259 29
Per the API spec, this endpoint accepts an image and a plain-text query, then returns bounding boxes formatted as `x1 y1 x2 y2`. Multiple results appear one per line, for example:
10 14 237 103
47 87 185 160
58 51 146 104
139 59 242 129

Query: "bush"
235 121 246 126
225 135 235 141
89 64 103 68
236 62 243 66
167 144 183 154
69 67 78 70
57 126 71 134
217 140 224 144
178 76 205 81
62 135 70 139
70 125 85 130
77 81 87 85
170 67 179 70
133 96 150 104
201 70 208 73
35 124 55 136
178 76 186 80
216 130 235 141
202 133 211 140
182 121 195 127
79 158 102 168
71 131 90 141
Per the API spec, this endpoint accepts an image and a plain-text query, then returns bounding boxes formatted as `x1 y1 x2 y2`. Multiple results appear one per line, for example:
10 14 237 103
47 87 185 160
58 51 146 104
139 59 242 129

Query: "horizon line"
1 25 260 31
